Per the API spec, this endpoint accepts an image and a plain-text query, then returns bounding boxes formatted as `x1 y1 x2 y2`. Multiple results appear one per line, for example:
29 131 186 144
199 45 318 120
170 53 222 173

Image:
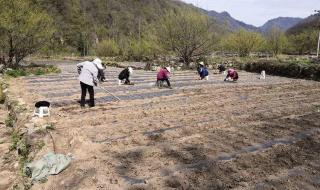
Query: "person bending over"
197 62 209 80
224 68 239 82
156 67 172 89
118 67 134 85
77 58 104 107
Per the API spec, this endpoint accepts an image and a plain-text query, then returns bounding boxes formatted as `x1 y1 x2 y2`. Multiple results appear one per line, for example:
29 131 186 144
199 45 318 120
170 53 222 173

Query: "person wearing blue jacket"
197 62 209 80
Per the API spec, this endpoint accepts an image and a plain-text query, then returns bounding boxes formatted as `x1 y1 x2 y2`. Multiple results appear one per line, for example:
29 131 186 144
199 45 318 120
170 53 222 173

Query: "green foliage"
0 0 55 67
236 60 320 81
32 0 191 56
287 29 318 55
5 114 15 128
96 39 120 57
27 65 61 75
5 65 61 78
10 131 20 150
221 29 265 57
125 38 159 61
5 69 28 78
157 9 216 66
265 27 288 56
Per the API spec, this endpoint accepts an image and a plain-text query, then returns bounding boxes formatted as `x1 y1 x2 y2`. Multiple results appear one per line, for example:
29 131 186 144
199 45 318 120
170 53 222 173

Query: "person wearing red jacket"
224 69 239 82
156 67 172 89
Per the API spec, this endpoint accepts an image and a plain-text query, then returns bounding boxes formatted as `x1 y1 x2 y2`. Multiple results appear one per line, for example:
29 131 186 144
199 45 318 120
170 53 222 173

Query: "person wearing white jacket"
77 58 104 107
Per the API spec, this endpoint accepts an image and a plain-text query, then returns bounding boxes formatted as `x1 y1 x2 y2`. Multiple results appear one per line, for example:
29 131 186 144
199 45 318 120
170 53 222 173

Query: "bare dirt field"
6 61 320 190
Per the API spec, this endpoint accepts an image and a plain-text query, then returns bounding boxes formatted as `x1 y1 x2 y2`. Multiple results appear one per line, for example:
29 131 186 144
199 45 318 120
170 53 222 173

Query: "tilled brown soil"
7 62 320 190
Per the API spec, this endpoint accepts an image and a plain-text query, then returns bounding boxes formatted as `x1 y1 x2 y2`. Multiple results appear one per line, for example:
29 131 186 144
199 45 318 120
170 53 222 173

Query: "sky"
181 0 319 26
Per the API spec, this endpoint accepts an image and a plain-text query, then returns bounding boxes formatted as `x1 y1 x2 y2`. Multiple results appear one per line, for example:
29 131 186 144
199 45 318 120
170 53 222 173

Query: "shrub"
235 60 320 81
5 69 28 77
220 29 265 57
5 114 15 128
96 39 120 57
125 39 159 61
5 65 61 77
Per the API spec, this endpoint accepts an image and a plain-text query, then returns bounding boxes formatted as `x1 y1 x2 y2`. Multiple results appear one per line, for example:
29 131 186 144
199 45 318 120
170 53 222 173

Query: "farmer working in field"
217 64 226 74
197 62 209 80
118 67 134 85
224 68 239 82
77 58 104 107
156 67 172 89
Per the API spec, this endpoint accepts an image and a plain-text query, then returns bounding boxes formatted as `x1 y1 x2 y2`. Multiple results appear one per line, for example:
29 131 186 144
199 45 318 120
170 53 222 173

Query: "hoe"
98 85 121 101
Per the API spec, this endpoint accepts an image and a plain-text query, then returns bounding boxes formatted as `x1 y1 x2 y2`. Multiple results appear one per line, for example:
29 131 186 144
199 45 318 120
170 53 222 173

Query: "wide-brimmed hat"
93 58 104 69
128 67 133 74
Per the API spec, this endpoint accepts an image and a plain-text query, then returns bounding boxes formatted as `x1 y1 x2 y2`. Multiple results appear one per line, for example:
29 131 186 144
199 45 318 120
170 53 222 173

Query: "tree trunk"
7 36 15 68
182 55 191 68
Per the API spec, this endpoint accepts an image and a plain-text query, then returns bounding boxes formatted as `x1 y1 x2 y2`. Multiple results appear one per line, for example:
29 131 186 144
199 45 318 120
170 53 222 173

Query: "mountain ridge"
204 10 303 32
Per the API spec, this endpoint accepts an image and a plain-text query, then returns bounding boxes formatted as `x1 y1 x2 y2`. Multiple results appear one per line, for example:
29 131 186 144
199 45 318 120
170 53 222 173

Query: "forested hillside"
0 0 318 67
33 0 201 55
260 17 302 33
287 14 320 34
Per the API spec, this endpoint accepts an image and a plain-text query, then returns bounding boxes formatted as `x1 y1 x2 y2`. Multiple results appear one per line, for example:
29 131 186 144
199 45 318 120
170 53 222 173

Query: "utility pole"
315 10 320 59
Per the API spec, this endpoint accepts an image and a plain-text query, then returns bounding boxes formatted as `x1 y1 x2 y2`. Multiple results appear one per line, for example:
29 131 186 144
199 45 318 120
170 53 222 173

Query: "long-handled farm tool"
98 85 121 101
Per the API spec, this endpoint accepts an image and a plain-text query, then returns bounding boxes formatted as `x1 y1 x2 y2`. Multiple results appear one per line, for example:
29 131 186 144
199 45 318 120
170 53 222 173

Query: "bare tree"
157 9 215 67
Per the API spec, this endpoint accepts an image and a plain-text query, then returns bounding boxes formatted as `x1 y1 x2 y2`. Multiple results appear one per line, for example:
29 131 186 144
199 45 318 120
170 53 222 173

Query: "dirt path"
8 62 320 190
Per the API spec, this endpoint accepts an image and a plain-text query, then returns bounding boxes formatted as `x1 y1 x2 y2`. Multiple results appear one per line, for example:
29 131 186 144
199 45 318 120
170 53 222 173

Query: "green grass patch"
10 131 21 151
5 114 15 128
5 69 28 77
5 65 61 78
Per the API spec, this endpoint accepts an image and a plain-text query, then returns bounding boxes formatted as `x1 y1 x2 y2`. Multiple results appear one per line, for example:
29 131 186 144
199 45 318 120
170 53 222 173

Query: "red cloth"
157 68 169 80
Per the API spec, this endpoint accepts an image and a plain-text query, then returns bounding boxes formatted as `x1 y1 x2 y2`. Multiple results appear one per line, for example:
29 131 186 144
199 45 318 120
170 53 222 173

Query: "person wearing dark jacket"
217 64 226 74
197 62 209 80
118 67 133 85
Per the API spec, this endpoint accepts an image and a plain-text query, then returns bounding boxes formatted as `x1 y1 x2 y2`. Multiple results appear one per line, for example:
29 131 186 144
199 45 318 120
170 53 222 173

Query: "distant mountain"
260 17 303 33
204 10 303 33
287 14 320 34
206 10 258 31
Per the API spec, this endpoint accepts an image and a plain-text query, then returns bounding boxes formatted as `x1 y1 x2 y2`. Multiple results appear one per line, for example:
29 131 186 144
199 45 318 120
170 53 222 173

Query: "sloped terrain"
8 61 320 190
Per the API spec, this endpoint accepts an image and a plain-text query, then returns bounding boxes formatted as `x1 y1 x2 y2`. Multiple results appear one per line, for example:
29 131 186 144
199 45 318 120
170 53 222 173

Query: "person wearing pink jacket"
224 69 239 82
156 67 172 89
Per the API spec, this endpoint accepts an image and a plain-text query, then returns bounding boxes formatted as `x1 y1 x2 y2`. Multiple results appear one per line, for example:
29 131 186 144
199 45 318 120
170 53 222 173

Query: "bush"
5 65 61 78
5 69 28 77
96 39 120 57
220 29 265 57
125 39 159 61
5 114 15 128
235 60 320 81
